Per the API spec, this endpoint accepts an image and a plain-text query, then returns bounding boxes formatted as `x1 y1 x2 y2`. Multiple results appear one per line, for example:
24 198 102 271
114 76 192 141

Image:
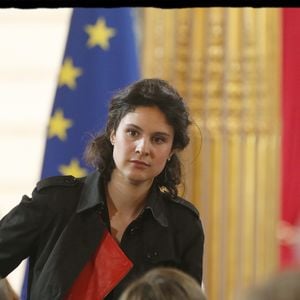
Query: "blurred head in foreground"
118 267 206 300
241 269 300 300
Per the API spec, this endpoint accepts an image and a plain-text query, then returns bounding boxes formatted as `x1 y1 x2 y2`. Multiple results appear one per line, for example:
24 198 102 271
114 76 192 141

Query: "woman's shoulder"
161 194 204 237
162 193 199 218
35 175 83 192
29 175 87 213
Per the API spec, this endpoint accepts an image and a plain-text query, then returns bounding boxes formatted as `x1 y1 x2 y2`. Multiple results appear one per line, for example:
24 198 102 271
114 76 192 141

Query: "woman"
0 78 204 300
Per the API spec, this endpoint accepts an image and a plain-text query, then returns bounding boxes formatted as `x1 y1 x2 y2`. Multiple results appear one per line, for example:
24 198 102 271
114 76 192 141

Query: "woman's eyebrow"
125 123 141 130
126 123 171 137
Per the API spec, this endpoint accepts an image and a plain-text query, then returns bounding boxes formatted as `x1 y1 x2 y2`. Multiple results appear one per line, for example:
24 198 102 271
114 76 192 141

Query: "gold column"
224 9 243 300
203 8 226 300
240 8 258 291
140 7 281 300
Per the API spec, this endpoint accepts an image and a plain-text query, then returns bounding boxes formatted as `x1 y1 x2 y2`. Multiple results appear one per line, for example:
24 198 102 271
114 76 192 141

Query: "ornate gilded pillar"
140 7 281 300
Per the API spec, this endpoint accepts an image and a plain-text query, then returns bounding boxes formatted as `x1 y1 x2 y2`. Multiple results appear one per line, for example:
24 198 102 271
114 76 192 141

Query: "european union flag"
42 8 139 179
21 7 139 299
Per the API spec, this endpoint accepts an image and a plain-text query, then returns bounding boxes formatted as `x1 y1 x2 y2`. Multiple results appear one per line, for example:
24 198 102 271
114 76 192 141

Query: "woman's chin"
125 174 153 186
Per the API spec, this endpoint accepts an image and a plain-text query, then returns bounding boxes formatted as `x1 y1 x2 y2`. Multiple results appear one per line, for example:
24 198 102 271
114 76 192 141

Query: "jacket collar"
143 185 168 227
76 170 104 213
76 170 169 227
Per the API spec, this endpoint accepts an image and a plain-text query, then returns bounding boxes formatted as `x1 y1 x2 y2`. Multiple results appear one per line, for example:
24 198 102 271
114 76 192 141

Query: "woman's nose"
135 138 150 155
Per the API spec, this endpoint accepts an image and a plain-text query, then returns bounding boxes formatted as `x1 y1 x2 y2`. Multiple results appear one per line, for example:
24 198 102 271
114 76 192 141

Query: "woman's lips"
130 160 150 167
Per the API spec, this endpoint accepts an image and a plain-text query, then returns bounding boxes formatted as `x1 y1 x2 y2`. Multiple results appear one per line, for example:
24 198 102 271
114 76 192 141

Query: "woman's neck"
106 171 153 216
106 171 153 242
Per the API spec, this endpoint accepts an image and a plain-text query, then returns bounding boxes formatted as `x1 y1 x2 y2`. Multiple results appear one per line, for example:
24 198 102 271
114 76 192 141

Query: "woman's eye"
153 136 166 144
127 129 138 137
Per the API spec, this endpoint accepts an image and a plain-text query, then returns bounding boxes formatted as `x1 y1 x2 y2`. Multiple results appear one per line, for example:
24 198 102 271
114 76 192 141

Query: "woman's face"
110 106 174 185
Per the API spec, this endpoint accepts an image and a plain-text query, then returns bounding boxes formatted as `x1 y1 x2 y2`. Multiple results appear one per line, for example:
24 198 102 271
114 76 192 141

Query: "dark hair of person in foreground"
118 267 206 300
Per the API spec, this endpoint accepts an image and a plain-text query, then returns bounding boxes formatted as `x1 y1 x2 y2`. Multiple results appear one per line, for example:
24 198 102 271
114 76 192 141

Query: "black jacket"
0 171 204 300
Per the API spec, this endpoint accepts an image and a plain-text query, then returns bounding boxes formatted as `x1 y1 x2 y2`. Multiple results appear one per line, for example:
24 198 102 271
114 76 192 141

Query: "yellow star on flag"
59 159 88 177
58 57 82 89
48 109 73 141
85 18 116 50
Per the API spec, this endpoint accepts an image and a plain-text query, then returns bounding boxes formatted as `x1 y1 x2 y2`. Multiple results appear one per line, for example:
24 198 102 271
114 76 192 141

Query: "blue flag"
21 8 139 299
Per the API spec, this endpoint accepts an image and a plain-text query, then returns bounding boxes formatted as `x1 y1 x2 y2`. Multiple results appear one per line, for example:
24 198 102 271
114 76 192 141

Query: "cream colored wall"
0 8 71 295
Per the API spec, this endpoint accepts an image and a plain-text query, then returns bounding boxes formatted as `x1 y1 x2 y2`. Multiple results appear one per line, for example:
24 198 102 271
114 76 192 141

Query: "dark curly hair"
84 78 191 197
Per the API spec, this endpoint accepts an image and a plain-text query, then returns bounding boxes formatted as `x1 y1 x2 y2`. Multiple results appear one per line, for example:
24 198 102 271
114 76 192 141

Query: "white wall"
0 8 71 295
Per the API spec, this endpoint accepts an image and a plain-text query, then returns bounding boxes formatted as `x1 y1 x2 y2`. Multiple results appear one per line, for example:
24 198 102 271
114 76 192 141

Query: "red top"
65 229 133 300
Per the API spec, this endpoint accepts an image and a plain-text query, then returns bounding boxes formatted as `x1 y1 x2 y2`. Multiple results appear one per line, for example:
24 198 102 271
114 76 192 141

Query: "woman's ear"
168 150 176 161
110 131 115 146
